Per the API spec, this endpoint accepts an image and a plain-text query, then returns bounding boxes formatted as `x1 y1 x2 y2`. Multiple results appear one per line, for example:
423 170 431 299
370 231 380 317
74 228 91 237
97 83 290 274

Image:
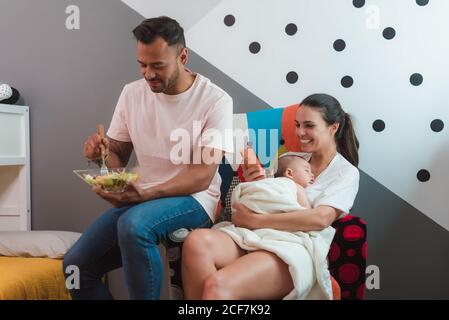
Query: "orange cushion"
281 104 301 152
331 276 341 300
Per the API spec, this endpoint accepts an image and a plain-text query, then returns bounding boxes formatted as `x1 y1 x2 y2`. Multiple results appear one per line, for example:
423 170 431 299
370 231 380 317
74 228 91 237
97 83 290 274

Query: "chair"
165 104 367 300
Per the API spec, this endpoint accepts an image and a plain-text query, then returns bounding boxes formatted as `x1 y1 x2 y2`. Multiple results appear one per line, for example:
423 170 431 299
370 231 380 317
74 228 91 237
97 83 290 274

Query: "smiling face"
136 37 187 94
295 105 339 154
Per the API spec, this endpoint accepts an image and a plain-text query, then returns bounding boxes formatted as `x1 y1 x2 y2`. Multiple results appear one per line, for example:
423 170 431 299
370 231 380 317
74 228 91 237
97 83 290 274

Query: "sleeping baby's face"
276 156 315 187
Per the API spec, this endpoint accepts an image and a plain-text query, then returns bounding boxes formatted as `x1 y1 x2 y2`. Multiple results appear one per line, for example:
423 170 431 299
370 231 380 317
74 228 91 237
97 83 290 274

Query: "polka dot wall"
123 0 449 231
185 0 449 231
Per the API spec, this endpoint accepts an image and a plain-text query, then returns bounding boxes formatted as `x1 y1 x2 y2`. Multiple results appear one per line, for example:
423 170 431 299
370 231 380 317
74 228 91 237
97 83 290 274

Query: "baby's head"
274 155 314 187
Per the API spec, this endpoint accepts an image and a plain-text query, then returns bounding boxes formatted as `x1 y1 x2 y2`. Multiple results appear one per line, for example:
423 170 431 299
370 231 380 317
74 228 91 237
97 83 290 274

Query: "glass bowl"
73 167 139 193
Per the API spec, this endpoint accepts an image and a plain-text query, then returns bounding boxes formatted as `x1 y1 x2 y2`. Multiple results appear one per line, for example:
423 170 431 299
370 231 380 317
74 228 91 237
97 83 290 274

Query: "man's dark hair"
133 16 186 51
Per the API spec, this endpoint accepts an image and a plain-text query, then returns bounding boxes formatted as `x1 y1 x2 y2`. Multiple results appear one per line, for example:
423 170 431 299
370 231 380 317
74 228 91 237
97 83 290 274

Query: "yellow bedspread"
0 257 70 300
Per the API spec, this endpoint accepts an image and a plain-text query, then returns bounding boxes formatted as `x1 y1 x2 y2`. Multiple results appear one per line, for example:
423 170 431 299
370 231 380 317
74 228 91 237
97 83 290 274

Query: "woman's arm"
232 202 338 232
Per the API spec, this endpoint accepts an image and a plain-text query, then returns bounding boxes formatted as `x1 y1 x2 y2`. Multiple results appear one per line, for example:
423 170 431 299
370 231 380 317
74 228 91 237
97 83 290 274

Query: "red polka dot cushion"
329 215 367 300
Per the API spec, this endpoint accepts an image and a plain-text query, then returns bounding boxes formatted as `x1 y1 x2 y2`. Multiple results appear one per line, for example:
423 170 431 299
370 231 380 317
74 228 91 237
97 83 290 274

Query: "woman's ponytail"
337 113 359 167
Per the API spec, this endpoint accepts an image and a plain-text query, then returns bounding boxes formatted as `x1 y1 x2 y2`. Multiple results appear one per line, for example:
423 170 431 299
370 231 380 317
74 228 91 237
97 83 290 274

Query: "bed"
0 231 81 300
0 256 70 300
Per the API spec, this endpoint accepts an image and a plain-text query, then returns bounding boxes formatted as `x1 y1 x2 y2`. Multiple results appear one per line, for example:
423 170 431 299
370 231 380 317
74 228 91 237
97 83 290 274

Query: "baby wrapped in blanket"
216 154 336 300
231 155 314 214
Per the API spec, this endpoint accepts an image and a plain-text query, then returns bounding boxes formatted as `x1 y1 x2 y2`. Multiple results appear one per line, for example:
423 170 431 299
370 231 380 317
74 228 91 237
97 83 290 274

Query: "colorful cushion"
329 215 367 300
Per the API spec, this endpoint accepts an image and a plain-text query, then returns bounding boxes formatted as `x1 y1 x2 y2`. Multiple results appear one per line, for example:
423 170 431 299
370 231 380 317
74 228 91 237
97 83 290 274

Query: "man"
63 16 233 300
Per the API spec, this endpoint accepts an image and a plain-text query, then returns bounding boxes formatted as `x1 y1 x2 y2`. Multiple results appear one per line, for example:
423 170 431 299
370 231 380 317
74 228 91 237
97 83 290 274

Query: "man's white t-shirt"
107 73 234 220
290 152 360 217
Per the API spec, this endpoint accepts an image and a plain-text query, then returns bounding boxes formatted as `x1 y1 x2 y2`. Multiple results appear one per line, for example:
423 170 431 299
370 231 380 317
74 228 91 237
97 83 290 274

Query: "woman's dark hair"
133 16 186 52
300 93 359 167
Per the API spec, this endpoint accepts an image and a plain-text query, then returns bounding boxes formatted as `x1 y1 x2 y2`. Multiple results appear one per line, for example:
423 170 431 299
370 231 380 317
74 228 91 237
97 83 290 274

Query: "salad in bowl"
74 167 139 193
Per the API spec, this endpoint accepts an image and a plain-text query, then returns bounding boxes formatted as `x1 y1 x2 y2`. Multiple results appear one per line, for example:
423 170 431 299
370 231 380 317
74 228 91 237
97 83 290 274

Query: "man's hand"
83 132 133 168
231 202 262 229
84 132 109 161
92 182 151 207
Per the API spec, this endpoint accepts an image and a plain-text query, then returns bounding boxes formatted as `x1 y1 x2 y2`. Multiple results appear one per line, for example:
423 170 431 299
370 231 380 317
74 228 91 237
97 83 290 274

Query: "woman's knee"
183 229 215 258
202 273 234 300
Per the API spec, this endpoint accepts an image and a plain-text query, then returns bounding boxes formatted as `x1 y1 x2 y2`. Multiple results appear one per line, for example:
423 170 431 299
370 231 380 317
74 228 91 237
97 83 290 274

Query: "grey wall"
1 0 448 299
0 0 142 232
355 171 449 299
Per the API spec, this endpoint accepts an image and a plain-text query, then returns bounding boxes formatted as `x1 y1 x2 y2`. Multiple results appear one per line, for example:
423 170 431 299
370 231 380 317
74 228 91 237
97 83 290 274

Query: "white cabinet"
0 104 31 231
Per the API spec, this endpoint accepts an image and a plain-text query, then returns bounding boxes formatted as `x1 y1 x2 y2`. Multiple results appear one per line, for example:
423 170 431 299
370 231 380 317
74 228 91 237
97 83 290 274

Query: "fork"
97 124 109 175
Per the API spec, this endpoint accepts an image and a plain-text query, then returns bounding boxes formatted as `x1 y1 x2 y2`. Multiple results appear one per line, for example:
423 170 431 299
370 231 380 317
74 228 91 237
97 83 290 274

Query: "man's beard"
149 67 180 94
165 67 180 93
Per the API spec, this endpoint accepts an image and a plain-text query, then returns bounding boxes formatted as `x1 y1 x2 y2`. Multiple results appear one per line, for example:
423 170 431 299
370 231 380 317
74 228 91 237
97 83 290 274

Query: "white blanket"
218 177 335 300
231 177 303 214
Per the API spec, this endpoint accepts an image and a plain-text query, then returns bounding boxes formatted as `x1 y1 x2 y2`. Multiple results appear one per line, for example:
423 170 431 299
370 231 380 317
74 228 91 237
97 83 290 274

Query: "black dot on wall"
372 120 385 132
353 0 365 8
224 15 235 27
383 27 396 40
417 169 430 182
410 73 423 86
285 23 298 36
249 42 261 54
333 39 346 52
416 0 429 6
280 139 285 145
431 119 444 132
341 76 353 88
286 71 299 84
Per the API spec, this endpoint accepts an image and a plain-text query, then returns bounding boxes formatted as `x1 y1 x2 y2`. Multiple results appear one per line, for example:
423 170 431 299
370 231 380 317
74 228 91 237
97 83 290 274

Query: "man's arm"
94 147 225 207
83 133 133 168
145 147 224 199
104 137 134 168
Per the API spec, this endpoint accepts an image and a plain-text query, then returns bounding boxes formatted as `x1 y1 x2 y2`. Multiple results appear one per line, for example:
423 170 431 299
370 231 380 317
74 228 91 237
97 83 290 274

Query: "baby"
231 154 314 214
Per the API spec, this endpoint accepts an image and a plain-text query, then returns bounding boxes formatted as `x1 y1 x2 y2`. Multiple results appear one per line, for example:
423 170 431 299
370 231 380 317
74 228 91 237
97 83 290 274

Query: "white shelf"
0 157 26 166
0 206 19 216
0 104 31 231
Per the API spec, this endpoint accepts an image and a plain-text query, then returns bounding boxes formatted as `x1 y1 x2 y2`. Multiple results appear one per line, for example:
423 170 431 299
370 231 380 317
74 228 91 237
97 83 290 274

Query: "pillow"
0 231 81 259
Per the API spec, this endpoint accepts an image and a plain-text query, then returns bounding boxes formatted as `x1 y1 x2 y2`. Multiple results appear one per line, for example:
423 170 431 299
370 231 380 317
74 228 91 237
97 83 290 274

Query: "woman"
181 93 360 299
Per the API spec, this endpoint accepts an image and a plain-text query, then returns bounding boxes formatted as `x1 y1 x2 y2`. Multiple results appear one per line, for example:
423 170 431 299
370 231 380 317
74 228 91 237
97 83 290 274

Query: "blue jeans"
63 196 211 300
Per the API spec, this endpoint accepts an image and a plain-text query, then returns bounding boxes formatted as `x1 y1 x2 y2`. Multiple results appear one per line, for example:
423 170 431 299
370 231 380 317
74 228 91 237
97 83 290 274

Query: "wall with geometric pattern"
124 0 449 233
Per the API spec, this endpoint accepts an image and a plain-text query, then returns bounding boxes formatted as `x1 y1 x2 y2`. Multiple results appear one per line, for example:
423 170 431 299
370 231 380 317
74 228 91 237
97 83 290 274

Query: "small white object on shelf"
0 103 31 231
0 84 13 101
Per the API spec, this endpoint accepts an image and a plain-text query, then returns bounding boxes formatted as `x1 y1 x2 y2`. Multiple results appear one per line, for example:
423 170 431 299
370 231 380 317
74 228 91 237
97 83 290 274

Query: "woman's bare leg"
182 229 246 299
202 250 294 300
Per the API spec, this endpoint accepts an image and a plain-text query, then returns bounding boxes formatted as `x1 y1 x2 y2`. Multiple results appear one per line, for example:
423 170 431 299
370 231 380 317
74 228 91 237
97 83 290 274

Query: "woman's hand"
231 202 262 229
92 182 151 207
242 164 266 182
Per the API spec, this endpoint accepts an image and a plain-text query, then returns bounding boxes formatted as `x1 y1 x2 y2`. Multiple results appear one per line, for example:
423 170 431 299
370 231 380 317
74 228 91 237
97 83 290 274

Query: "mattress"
0 256 70 300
